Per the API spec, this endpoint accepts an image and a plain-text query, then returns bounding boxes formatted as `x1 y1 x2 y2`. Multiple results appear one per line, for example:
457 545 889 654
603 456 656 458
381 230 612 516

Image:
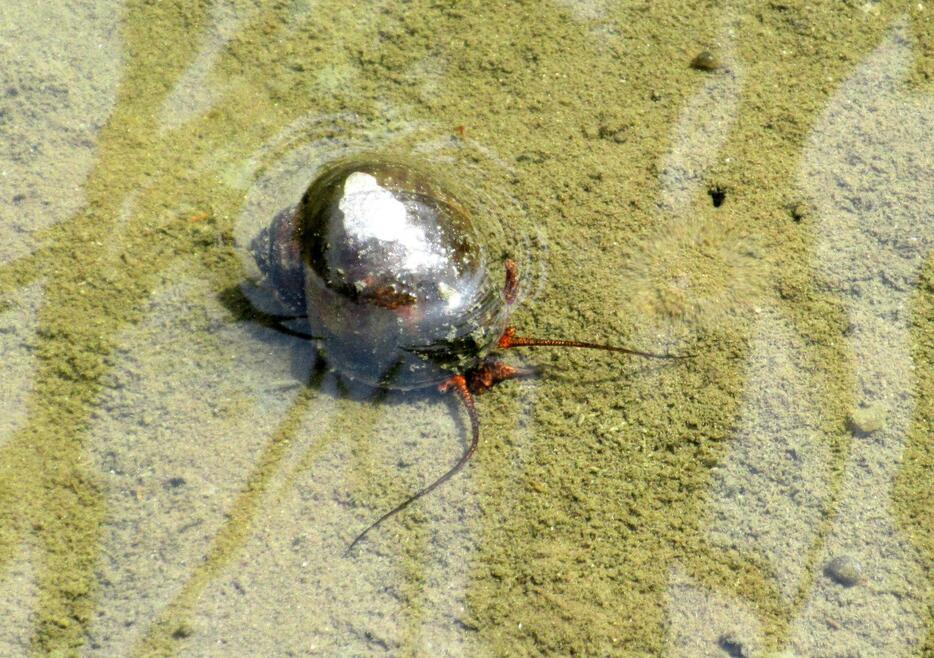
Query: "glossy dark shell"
260 160 508 389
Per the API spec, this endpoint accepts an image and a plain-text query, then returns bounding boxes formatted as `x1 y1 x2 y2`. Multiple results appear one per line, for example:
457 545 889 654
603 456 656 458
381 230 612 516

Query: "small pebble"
825 555 863 587
718 633 750 657
847 403 886 435
164 477 186 490
690 51 721 71
788 201 810 222
172 623 194 639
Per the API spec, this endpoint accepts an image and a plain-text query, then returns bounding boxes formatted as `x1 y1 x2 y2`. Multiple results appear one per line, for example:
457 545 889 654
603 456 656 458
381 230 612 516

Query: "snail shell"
255 159 509 389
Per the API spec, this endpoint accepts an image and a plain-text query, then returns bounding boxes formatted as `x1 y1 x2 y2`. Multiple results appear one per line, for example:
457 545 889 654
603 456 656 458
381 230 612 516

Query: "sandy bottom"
0 1 930 656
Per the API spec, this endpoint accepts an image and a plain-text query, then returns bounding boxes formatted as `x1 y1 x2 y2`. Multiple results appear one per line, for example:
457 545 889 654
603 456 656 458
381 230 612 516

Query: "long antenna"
497 327 690 359
345 374 479 554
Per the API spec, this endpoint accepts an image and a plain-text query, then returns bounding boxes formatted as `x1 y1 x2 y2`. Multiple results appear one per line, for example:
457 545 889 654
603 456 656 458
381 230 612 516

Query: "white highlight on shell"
340 172 446 272
436 281 463 309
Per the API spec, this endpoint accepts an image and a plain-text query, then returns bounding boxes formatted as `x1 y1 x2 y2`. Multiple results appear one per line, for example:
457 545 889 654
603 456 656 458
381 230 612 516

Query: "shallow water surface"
0 2 931 656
